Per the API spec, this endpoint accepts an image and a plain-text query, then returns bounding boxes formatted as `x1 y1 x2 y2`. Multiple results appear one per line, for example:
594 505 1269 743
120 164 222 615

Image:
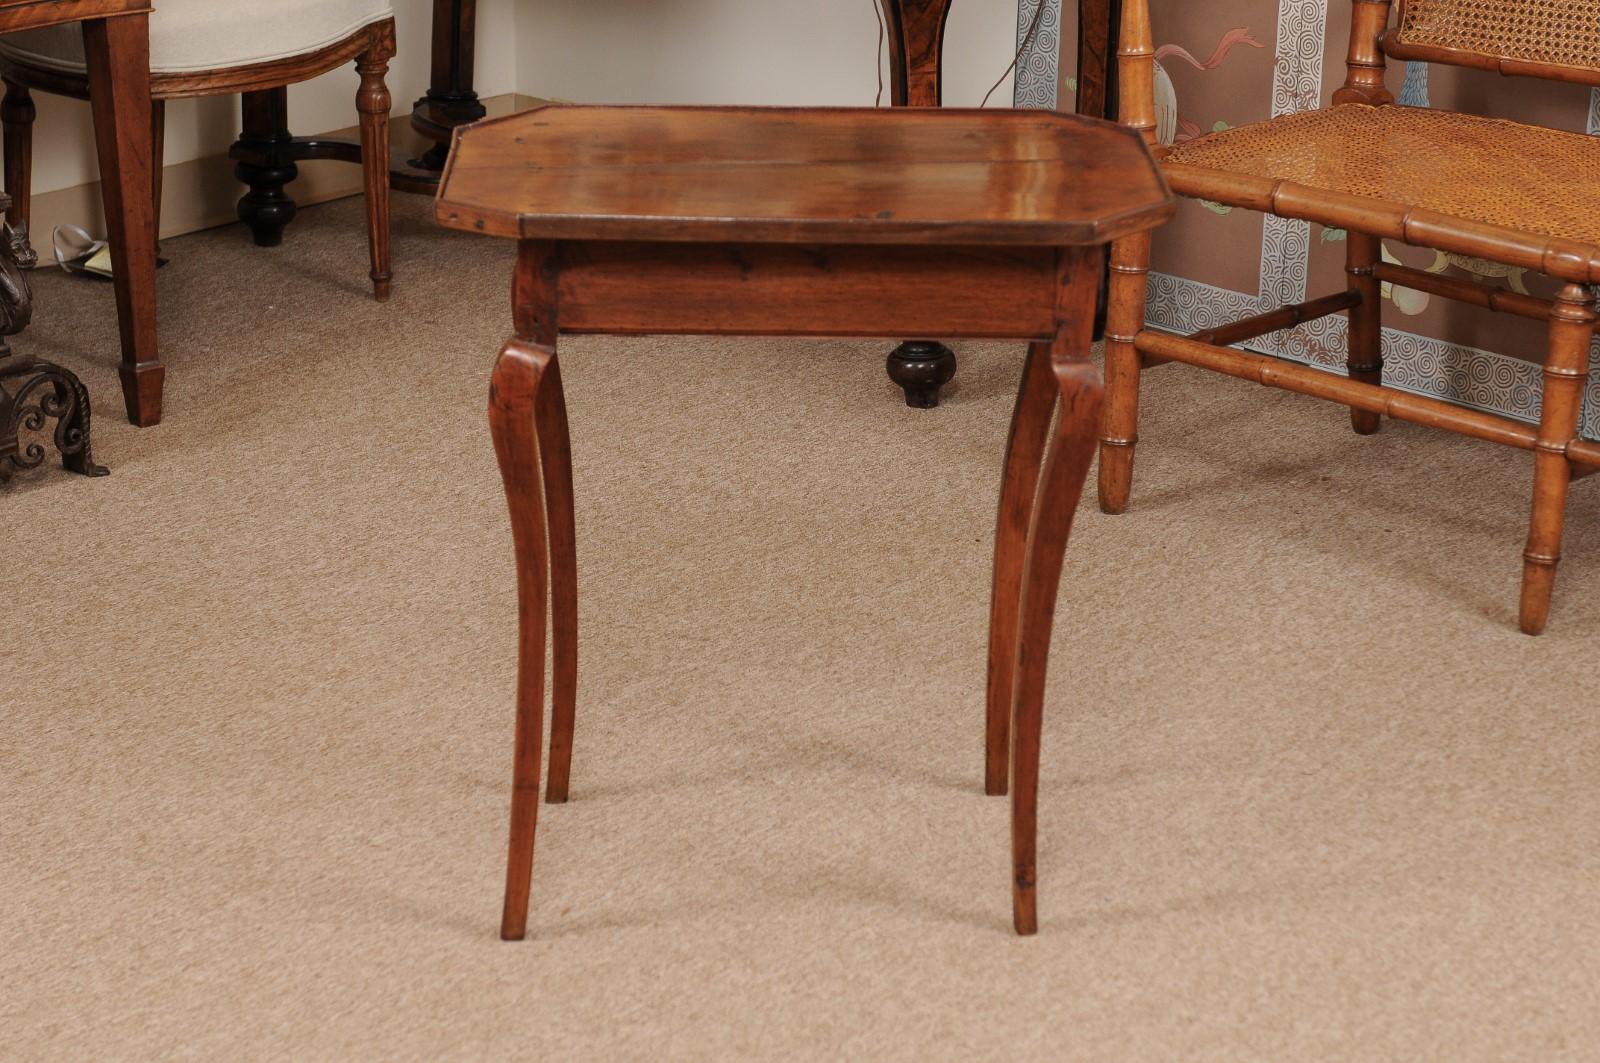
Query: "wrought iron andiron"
0 194 106 483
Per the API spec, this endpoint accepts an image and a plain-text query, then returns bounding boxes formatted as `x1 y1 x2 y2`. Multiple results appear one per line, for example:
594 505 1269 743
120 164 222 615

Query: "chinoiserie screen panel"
1034 0 1600 437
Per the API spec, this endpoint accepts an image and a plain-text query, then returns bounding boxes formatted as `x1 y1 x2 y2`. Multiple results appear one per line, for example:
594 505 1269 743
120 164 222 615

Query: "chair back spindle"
1335 0 1397 104
1116 0 1159 152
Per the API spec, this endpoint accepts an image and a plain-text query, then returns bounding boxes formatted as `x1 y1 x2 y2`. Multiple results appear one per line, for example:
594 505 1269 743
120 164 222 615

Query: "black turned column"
886 340 958 408
882 0 958 408
394 0 486 191
230 88 297 247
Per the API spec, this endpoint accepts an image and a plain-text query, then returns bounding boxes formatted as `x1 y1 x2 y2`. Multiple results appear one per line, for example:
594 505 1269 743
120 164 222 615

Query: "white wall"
26 0 1021 197
513 0 1018 109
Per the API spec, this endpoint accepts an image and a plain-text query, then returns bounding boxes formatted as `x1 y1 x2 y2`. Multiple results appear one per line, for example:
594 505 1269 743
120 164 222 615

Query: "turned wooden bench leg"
1010 249 1104 935
234 88 298 248
985 340 1056 797
1098 231 1150 514
355 24 395 302
84 14 164 427
1520 283 1596 636
1346 231 1383 436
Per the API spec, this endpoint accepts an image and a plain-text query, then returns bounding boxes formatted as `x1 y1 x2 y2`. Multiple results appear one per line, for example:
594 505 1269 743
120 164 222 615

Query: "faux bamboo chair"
1102 0 1600 634
0 0 395 300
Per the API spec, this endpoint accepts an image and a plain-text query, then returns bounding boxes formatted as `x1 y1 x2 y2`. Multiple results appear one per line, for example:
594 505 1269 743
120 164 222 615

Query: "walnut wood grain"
553 242 1058 340
1009 247 1105 935
510 240 578 806
436 106 1174 247
356 29 395 301
458 106 1172 937
0 0 161 424
881 0 951 107
1076 0 1119 118
488 335 554 943
82 11 160 425
985 339 1056 798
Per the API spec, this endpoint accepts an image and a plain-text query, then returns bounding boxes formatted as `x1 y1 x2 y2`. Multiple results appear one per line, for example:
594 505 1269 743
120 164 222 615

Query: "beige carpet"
4 194 1598 1061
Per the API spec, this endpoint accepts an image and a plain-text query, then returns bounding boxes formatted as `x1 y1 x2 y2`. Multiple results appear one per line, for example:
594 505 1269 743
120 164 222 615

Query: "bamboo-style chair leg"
1098 231 1152 514
490 337 557 941
355 33 393 301
1520 283 1596 635
1011 250 1104 936
1 80 34 236
539 355 579 804
984 340 1057 797
1346 231 1383 435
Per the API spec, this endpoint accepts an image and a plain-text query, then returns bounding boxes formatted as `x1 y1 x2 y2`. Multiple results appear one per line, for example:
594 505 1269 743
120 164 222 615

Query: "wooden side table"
437 104 1173 937
0 0 159 427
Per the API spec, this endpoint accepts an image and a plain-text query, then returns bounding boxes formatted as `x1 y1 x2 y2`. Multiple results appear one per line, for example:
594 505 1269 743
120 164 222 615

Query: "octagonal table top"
435 105 1174 247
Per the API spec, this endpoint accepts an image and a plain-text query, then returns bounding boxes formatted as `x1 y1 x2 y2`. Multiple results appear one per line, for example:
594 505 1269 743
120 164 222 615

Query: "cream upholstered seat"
0 0 396 313
0 0 393 75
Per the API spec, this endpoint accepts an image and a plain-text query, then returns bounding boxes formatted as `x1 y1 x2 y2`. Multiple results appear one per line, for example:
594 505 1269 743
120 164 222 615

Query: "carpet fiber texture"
4 195 1598 1061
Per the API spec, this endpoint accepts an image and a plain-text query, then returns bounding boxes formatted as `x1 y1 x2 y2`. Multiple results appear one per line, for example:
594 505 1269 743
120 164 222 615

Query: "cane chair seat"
0 0 394 75
1166 103 1600 281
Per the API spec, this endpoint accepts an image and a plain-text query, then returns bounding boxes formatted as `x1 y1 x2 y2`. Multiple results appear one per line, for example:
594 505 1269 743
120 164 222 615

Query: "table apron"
544 240 1063 341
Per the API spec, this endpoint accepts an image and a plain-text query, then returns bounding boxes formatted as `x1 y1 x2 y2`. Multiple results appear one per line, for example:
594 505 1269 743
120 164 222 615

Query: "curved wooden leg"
490 337 556 940
1520 283 1595 635
985 340 1056 797
1011 250 1104 936
3 80 35 241
1098 232 1151 514
539 355 579 804
356 24 395 302
1346 231 1383 435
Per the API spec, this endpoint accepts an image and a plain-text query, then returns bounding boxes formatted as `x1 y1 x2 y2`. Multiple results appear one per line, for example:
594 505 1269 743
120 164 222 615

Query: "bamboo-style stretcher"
1104 0 1600 634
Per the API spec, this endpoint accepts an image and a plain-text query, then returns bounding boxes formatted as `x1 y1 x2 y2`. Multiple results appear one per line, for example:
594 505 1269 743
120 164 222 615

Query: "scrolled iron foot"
1 361 109 482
